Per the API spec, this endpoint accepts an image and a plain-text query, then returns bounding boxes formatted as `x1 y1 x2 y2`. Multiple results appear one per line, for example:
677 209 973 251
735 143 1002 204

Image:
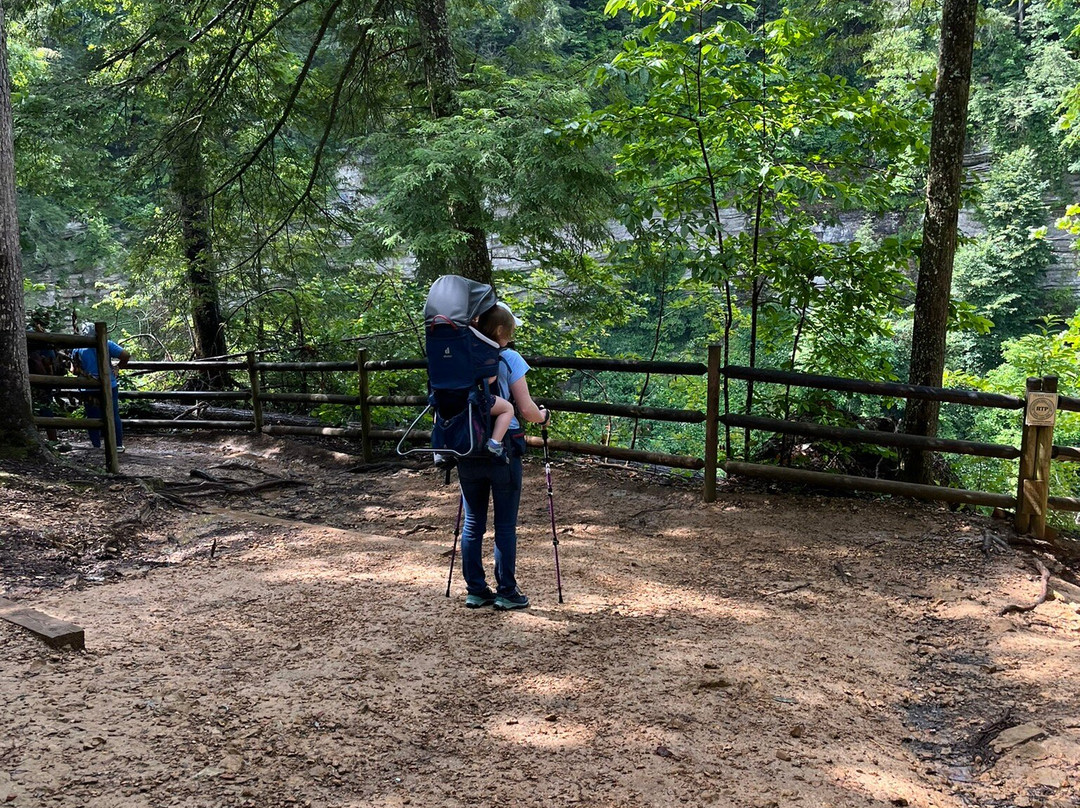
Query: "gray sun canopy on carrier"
396 275 503 463
424 275 497 327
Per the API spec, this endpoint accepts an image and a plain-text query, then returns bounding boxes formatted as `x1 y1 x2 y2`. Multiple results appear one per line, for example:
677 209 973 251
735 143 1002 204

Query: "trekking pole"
542 422 564 604
445 494 463 598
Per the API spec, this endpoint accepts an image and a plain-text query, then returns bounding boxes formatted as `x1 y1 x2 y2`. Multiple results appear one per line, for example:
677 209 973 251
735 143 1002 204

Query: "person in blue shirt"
71 326 130 452
457 302 550 611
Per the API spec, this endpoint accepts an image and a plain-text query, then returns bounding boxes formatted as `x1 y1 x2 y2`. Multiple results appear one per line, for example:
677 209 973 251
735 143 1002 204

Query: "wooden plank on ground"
0 597 85 650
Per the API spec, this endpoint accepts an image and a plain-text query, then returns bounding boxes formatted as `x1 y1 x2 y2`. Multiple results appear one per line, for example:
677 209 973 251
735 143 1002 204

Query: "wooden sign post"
1016 376 1057 538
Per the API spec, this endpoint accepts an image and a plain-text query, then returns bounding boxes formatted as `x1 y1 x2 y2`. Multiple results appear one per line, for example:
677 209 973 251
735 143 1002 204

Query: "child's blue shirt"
497 349 530 430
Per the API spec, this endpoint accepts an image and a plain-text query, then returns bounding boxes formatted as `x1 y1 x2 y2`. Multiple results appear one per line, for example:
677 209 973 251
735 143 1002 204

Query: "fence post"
358 348 373 463
1015 377 1040 533
95 322 120 474
1029 375 1058 539
1016 376 1058 538
247 351 263 434
704 344 722 503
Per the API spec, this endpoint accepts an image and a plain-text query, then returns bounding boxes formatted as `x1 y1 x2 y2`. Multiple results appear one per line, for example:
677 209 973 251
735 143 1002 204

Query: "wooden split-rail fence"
25 328 1075 538
27 323 123 474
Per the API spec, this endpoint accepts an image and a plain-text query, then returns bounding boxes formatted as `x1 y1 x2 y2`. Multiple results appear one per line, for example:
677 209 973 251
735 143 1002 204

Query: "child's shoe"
486 439 508 462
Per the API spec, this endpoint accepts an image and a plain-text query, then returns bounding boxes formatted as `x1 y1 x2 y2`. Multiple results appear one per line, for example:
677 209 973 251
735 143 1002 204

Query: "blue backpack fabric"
397 276 512 463
426 314 503 458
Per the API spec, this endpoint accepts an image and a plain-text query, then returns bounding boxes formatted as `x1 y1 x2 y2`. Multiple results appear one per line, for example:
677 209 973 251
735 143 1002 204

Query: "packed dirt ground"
2 432 1080 808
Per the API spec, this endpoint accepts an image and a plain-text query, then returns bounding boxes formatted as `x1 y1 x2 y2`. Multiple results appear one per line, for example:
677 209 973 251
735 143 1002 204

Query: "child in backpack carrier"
479 308 518 462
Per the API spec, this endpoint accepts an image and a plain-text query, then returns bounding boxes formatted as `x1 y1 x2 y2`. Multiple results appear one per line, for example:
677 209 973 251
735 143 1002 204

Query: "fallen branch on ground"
346 460 428 473
762 582 810 597
982 529 1011 556
159 477 309 498
210 461 285 478
626 504 681 520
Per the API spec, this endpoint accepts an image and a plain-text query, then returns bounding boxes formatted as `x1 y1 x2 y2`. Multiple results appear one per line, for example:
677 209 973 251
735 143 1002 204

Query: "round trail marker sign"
1025 392 1058 427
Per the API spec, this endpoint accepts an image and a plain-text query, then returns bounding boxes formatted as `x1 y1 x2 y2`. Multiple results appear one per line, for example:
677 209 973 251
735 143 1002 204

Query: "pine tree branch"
208 0 345 198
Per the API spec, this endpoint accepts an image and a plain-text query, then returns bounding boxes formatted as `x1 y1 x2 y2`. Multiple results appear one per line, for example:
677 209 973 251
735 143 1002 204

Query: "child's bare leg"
490 396 514 442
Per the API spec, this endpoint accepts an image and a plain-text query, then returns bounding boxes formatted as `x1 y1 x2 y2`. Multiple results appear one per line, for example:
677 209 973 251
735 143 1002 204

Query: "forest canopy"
6 0 1080 500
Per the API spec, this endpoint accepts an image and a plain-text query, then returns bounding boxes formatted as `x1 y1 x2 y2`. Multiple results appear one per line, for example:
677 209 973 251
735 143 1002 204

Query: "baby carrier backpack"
396 275 505 467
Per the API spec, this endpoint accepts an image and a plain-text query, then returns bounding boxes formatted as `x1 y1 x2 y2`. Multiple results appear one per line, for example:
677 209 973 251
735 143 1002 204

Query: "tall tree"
0 0 36 453
903 0 978 484
414 0 492 284
172 112 227 366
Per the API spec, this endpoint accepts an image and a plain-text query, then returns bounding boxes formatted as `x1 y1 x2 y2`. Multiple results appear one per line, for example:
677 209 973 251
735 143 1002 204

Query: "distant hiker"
71 324 130 452
26 311 61 442
458 301 550 611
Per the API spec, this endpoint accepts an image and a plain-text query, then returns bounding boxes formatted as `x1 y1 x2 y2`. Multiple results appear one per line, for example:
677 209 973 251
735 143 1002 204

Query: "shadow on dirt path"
2 433 1079 808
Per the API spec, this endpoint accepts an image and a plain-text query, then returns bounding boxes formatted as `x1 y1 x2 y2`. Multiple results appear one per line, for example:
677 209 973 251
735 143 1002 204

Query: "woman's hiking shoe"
465 590 497 609
494 591 530 611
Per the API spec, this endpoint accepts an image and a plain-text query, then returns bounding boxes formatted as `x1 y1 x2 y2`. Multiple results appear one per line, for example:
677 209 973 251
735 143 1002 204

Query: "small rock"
789 724 805 738
1034 768 1066 788
776 750 791 761
992 723 1046 753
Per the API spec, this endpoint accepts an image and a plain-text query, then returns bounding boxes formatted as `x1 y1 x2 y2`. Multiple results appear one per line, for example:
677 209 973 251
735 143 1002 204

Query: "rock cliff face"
25 266 126 317
1043 174 1080 291
807 197 1078 292
23 172 1080 318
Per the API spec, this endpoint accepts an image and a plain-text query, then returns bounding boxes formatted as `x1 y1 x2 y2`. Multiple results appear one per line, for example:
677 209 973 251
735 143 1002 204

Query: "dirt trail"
2 434 1079 808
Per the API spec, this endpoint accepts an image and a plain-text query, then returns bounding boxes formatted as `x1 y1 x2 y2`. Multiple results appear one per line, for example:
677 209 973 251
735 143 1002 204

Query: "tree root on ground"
1000 557 1051 615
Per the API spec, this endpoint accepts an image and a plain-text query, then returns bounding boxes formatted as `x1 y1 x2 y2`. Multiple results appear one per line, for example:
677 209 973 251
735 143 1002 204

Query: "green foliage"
952 146 1055 371
361 67 618 280
944 315 1080 522
591 0 924 382
969 1 1080 188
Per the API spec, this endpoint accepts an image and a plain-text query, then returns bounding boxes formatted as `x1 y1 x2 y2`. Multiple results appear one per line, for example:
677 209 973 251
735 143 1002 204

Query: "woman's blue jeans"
457 455 523 597
86 387 123 448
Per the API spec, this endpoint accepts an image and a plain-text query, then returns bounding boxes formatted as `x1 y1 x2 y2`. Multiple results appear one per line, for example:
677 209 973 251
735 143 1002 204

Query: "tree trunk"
903 0 978 484
415 0 458 120
172 120 227 382
414 0 492 286
0 0 39 454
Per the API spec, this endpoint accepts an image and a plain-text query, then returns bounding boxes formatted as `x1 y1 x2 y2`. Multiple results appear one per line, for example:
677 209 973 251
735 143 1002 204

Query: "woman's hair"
478 304 516 343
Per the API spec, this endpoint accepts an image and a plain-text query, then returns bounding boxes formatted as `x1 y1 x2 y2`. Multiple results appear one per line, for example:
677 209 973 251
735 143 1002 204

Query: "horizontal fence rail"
724 461 1016 509
361 354 711 478
27 329 1080 533
722 413 1020 460
122 390 251 401
724 365 1024 410
722 366 1078 540
127 360 246 372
